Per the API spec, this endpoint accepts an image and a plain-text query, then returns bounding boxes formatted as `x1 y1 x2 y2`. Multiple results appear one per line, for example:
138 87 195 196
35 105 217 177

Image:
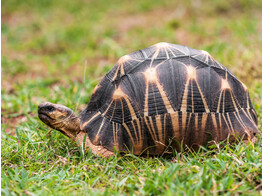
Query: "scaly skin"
38 102 114 158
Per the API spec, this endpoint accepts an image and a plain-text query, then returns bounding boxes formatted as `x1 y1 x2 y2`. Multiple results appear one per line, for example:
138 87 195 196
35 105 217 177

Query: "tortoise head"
38 102 80 140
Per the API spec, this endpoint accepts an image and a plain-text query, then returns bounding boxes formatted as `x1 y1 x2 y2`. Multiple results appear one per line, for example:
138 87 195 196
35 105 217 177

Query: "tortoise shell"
80 42 258 155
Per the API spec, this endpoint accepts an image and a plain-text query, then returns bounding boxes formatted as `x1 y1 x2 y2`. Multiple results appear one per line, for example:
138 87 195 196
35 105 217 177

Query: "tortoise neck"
56 115 81 141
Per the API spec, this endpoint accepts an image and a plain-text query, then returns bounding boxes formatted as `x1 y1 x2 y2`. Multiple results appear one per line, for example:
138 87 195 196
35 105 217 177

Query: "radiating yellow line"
222 114 231 134
201 113 208 131
80 112 100 130
195 113 199 139
216 91 223 113
123 123 135 147
167 47 176 57
113 122 116 142
156 82 175 113
247 93 250 108
229 90 239 112
170 112 180 141
242 109 257 128
226 113 234 133
124 97 136 120
251 109 257 121
181 112 187 137
156 115 163 145
131 121 138 142
112 65 120 81
102 100 113 117
136 119 142 144
181 80 190 112
93 118 106 144
195 80 210 113
233 112 246 131
164 47 169 59
110 101 116 121
150 48 160 67
235 111 251 138
191 80 194 113
222 90 226 113
187 113 192 132
163 114 167 143
120 99 124 122
144 81 149 116
218 113 222 140
211 113 218 139
247 109 252 121
149 117 158 142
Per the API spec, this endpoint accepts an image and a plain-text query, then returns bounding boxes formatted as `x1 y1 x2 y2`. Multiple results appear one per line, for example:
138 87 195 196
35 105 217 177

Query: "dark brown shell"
80 42 258 155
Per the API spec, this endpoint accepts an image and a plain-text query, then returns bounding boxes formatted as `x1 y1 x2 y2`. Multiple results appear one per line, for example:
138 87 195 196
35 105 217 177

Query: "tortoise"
38 42 259 158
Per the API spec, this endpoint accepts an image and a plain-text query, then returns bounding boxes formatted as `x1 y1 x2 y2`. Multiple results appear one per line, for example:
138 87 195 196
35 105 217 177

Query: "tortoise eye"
46 106 55 112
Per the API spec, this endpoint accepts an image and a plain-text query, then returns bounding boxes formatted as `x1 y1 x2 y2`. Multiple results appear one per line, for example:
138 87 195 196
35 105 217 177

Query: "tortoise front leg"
76 131 114 158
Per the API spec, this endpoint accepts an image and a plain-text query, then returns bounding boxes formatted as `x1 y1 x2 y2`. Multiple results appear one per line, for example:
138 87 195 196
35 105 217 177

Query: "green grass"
2 0 262 195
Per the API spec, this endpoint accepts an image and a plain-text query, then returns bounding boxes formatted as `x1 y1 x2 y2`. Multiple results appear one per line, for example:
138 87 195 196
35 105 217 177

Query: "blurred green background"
2 0 262 195
2 0 262 121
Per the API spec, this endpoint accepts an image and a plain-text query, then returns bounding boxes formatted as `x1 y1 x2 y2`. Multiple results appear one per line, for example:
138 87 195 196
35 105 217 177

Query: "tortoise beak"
38 102 56 123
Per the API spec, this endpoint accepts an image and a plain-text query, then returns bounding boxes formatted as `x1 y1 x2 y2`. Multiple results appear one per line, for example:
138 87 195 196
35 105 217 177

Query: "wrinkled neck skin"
55 115 81 141
54 118 114 157
53 114 89 149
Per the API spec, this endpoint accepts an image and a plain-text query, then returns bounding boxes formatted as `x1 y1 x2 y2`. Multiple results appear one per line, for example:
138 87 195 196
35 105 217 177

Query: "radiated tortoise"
38 42 259 158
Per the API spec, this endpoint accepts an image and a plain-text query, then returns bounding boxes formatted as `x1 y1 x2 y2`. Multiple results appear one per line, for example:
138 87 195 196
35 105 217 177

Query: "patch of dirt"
175 30 191 46
2 42 61 94
2 37 46 91
2 11 35 28
112 6 183 33
1 114 28 135
65 57 113 82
